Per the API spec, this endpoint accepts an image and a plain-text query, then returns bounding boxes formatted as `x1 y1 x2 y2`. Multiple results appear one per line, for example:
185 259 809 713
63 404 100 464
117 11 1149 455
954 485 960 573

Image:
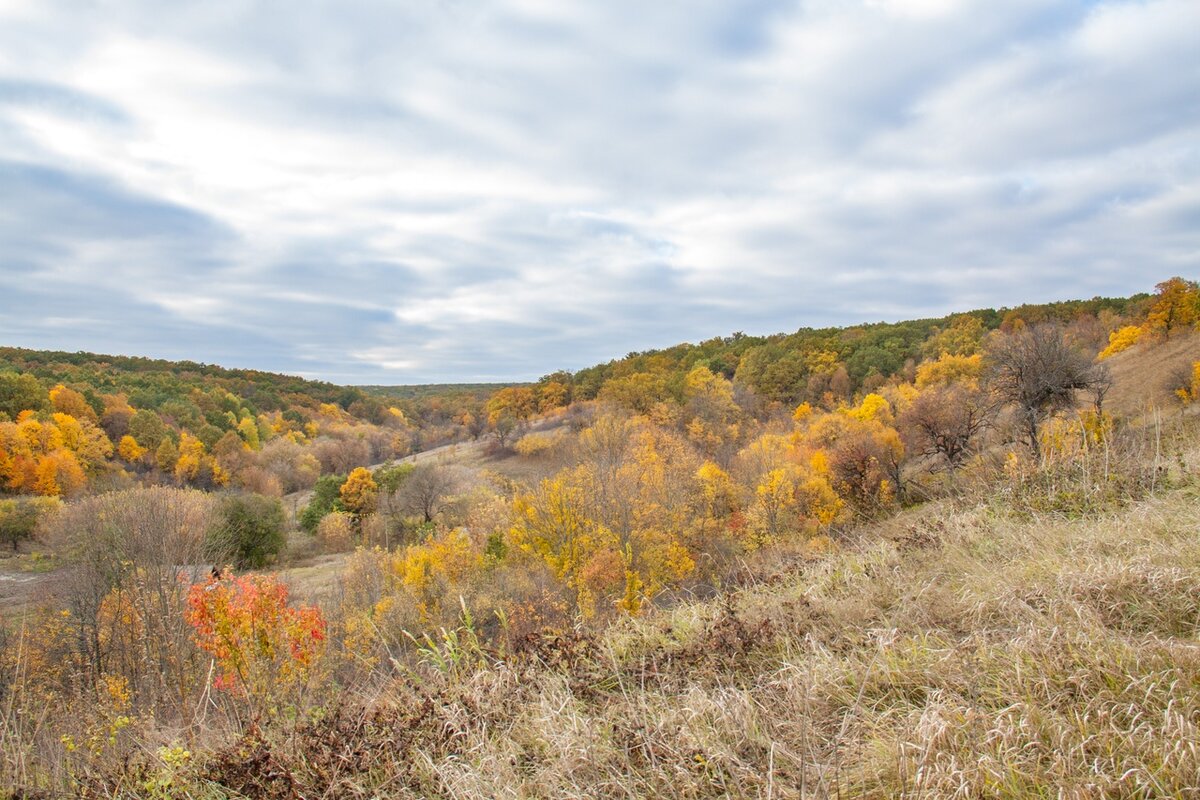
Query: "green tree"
209 493 286 569
0 372 47 420
129 410 170 451
0 498 58 550
299 473 346 533
155 436 180 473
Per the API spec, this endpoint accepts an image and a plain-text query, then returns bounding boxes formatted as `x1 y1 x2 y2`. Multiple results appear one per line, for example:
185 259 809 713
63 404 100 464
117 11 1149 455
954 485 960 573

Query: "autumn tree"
915 353 983 389
1145 277 1199 337
394 463 457 524
1098 325 1144 359
538 380 570 412
42 487 216 708
598 372 668 415
340 466 379 517
258 436 321 493
984 324 1107 458
899 384 990 475
237 416 261 450
99 394 136 441
47 384 95 421
682 365 741 459
487 387 536 425
174 431 225 487
923 315 986 357
185 573 325 714
33 449 86 497
802 396 906 515
117 435 147 464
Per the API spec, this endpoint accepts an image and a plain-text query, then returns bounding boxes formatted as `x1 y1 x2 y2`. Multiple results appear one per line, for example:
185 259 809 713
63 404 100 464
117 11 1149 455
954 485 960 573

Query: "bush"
316 511 355 552
299 473 346 533
211 493 286 569
0 497 59 550
374 462 414 494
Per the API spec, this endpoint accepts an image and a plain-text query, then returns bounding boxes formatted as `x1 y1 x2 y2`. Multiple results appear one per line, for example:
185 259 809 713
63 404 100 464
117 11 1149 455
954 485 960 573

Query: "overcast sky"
0 0 1196 383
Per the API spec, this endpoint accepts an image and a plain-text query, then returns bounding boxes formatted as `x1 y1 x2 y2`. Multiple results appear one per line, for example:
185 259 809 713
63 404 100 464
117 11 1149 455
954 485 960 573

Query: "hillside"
0 279 1197 798
197 432 1200 797
1103 330 1200 419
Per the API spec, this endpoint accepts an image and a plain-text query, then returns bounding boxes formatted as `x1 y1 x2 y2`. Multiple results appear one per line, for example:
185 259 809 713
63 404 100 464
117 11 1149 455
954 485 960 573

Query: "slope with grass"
187 415 1200 798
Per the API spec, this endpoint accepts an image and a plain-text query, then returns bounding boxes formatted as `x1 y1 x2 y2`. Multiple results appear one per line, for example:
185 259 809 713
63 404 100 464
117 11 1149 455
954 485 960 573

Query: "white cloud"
0 0 1195 382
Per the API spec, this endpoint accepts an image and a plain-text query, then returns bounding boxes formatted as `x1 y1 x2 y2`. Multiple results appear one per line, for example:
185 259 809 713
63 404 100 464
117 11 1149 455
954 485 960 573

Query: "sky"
0 0 1196 384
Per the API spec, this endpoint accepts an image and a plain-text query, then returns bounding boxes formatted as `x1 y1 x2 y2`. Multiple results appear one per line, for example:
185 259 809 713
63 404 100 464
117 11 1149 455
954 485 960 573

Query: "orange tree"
185 573 325 716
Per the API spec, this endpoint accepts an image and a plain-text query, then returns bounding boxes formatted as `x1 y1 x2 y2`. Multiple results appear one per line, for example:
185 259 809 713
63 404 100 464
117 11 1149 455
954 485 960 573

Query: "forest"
0 277 1198 797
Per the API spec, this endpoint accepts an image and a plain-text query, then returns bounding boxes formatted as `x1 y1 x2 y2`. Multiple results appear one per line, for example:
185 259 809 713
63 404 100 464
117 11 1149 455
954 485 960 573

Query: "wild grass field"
1 283 1198 799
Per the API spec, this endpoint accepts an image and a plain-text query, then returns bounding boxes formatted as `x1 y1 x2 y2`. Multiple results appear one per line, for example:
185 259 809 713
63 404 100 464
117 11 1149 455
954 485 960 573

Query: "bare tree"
984 324 1107 457
42 487 217 714
394 463 458 523
899 384 990 474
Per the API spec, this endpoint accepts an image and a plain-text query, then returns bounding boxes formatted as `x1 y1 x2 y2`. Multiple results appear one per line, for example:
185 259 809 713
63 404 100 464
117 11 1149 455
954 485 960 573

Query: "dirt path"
0 564 58 619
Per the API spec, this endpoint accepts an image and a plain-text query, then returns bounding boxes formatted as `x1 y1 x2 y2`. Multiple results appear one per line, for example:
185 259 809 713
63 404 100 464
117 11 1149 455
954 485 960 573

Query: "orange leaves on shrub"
185 574 325 698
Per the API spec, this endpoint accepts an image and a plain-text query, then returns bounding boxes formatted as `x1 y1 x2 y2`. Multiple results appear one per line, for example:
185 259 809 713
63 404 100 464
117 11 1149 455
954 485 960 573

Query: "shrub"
316 511 355 553
0 496 58 550
210 494 286 569
299 473 345 533
1098 325 1144 359
185 573 325 714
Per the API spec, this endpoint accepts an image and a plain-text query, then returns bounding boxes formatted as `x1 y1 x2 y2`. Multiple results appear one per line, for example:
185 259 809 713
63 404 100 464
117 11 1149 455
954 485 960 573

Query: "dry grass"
139 434 1199 799
4 418 1198 798
1103 329 1199 421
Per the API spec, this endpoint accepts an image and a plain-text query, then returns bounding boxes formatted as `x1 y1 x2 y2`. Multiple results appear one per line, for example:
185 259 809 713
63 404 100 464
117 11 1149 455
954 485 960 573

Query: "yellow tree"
52 412 112 472
174 432 204 483
597 372 667 415
1145 277 1199 337
487 386 536 424
49 384 97 421
538 381 570 412
173 432 225 486
509 474 620 617
237 416 261 450
340 467 379 517
915 354 983 389
695 461 736 524
33 450 85 497
0 422 34 491
395 528 481 621
682 366 741 458
1098 325 1144 359
117 435 146 463
924 315 985 357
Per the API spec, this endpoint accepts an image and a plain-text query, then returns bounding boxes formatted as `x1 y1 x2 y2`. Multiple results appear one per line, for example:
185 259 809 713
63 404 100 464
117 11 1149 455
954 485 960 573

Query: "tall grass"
3 414 1198 798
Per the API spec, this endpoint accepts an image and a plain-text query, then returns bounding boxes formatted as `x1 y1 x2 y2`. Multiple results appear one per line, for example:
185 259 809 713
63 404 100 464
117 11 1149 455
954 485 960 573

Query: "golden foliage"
915 353 983 388
1098 325 1144 359
340 467 379 516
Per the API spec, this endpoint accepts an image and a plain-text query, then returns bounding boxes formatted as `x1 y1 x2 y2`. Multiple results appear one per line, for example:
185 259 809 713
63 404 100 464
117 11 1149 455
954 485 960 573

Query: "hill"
359 383 523 401
1 278 1198 797
198 425 1200 797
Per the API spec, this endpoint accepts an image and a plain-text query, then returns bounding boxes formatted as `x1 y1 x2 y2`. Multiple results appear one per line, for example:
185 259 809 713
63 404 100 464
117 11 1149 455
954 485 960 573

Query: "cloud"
0 0 1196 383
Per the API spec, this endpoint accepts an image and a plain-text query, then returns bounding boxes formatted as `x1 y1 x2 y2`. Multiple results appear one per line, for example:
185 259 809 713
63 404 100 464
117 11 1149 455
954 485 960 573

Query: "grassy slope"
198 418 1200 799
1103 330 1199 420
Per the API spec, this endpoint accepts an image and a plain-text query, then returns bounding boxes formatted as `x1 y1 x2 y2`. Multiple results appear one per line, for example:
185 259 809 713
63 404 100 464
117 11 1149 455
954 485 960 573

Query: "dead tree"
984 323 1107 457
